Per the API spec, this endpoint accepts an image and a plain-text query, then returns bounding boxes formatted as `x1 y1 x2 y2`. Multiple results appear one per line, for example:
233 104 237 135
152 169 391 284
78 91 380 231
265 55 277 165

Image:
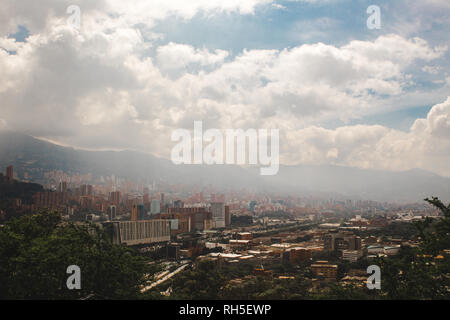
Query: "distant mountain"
0 131 449 202
0 131 172 180
258 165 450 202
0 131 260 189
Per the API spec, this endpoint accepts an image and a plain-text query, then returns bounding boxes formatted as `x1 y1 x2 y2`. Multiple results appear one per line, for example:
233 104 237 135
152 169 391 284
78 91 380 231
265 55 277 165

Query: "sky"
0 0 449 176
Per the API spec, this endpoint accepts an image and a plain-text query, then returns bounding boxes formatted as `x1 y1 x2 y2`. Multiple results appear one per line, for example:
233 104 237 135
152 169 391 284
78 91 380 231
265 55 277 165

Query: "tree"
377 196 450 299
0 209 150 299
317 197 450 300
415 197 450 254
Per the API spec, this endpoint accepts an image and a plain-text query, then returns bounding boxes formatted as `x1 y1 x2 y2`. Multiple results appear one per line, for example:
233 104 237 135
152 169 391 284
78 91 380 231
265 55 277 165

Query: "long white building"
110 220 170 246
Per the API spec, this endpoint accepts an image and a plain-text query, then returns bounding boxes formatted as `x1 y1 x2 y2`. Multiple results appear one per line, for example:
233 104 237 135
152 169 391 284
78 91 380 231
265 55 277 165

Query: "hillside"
0 131 449 202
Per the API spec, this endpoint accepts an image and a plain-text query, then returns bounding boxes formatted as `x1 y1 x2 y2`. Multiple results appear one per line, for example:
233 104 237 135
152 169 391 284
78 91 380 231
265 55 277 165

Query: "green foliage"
0 178 44 222
297 196 450 300
378 249 449 299
162 259 312 300
330 196 450 300
414 197 450 254
0 209 150 299
2 196 448 300
167 260 226 299
0 177 43 203
317 283 377 300
220 271 311 300
375 197 450 299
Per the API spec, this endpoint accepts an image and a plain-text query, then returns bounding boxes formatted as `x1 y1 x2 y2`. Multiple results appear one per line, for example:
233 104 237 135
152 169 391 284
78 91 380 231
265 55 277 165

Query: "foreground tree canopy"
327 197 450 299
0 210 149 299
0 197 449 300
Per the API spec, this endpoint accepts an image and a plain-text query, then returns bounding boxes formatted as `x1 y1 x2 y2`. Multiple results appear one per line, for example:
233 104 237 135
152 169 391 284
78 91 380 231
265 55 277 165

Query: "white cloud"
422 65 441 75
342 35 447 66
157 42 229 74
412 97 450 138
76 89 138 126
0 0 273 35
272 3 287 10
0 1 449 176
282 97 450 176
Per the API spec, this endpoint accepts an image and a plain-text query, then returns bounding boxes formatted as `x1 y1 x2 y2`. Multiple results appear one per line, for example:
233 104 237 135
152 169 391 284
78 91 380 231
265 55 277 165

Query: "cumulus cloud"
0 0 449 176
282 97 450 176
156 42 229 76
0 0 273 35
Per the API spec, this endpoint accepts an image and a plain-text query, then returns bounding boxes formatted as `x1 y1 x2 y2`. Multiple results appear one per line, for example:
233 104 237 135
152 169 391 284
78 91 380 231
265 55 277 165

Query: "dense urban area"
0 165 449 299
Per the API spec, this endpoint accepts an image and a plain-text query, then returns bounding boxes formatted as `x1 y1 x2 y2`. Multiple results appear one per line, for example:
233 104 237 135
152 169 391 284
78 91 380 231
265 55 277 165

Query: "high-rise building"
80 184 93 196
109 191 121 205
151 199 161 215
174 200 184 208
107 205 117 221
137 204 145 220
130 204 139 221
58 181 67 193
211 202 225 229
158 213 191 235
163 207 212 232
225 205 230 227
6 165 14 182
249 201 257 212
79 196 92 209
143 188 150 208
33 190 64 209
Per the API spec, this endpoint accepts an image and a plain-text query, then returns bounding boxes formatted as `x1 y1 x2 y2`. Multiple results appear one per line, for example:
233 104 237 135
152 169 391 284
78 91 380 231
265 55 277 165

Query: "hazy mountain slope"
259 165 450 202
0 131 449 202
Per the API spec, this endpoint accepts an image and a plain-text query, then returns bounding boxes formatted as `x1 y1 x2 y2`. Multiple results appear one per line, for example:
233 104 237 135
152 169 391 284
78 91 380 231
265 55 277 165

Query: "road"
141 263 190 293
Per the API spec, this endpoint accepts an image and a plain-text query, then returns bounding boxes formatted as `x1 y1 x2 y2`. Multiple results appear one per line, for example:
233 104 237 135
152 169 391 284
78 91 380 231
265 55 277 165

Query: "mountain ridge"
0 130 449 202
